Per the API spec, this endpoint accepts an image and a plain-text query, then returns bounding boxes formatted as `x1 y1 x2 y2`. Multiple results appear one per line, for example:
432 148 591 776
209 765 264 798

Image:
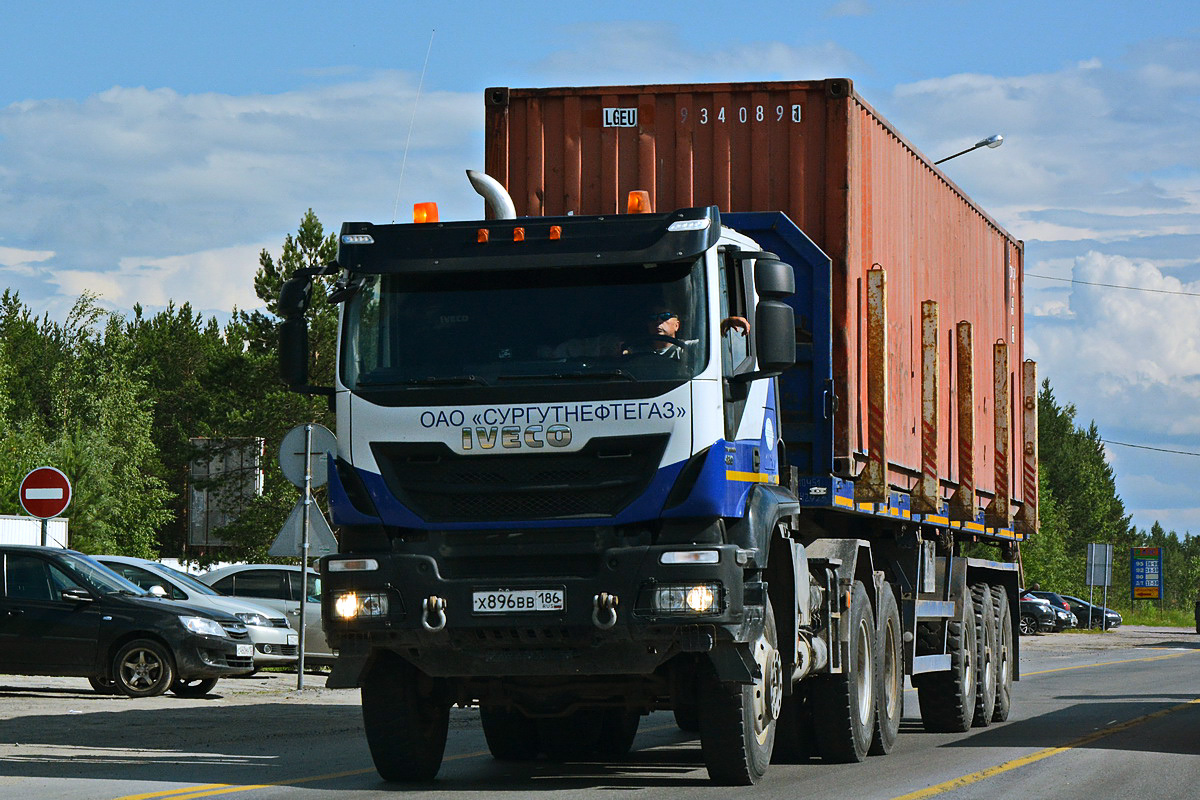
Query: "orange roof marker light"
549 225 562 240
413 202 439 223
513 227 526 242
477 228 490 243
627 190 652 214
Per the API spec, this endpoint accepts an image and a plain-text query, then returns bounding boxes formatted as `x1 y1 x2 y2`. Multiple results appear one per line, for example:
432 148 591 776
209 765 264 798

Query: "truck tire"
915 591 977 732
869 583 902 755
113 639 176 698
480 706 540 762
772 682 816 763
698 599 780 784
673 704 700 732
991 586 1014 722
539 711 604 761
971 583 998 728
361 654 449 781
596 709 641 757
811 580 876 763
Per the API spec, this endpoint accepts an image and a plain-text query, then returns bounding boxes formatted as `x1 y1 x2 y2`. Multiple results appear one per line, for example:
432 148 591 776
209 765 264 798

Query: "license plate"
236 644 254 658
473 588 564 614
287 634 298 646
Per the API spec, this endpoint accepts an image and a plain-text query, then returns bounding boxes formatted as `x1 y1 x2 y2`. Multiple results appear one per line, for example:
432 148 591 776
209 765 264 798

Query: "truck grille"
371 434 669 523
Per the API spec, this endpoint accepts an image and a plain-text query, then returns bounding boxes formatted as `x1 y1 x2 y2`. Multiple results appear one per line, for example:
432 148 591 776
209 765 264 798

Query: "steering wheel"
621 334 686 356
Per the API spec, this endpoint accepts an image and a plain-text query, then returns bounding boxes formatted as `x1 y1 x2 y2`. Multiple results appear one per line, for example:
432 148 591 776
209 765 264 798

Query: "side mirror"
60 588 94 603
278 275 313 320
755 300 796 372
280 316 310 388
754 256 796 299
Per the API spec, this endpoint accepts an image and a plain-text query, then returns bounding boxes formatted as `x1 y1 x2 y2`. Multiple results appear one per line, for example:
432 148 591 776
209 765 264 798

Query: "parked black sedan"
1061 594 1123 629
1018 590 1058 635
0 545 254 697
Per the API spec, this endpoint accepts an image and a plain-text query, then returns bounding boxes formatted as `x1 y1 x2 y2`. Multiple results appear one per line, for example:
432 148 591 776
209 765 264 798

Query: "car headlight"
235 612 272 627
180 616 227 638
332 591 389 620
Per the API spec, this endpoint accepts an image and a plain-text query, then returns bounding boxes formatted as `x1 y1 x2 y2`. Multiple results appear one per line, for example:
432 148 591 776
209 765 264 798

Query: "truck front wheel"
698 599 780 784
361 653 450 781
480 706 540 762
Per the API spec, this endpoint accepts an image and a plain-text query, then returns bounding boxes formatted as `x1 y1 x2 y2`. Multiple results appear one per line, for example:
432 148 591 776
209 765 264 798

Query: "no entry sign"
19 466 72 519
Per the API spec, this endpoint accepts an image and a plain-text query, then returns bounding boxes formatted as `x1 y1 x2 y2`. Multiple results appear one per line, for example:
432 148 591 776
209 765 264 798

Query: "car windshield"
64 553 149 595
341 259 708 389
159 564 222 596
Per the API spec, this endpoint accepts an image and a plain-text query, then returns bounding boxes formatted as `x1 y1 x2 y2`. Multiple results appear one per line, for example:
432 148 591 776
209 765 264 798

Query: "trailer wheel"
811 580 876 763
971 583 998 727
480 706 540 762
869 583 903 755
991 586 1014 722
698 599 780 784
361 654 449 781
915 590 977 732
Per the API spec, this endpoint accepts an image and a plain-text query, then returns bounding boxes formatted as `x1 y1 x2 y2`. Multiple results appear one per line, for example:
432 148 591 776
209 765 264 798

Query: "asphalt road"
1 625 1196 800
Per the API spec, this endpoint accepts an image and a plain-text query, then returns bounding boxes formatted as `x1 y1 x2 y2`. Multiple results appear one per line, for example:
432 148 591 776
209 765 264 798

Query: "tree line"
1 211 1197 609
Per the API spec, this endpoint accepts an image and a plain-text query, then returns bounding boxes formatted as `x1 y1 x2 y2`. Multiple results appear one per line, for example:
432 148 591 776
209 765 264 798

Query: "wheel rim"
121 648 163 690
854 617 874 727
962 612 975 701
752 628 783 742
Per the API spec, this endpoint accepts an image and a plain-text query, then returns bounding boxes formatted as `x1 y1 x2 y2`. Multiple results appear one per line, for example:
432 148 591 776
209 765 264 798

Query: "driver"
623 308 748 358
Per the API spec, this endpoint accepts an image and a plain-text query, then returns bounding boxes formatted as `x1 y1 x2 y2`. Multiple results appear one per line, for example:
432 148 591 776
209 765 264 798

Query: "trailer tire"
991 586 1014 722
480 706 541 762
811 580 876 763
698 599 779 784
869 583 903 755
361 654 449 781
915 591 977 732
970 583 998 728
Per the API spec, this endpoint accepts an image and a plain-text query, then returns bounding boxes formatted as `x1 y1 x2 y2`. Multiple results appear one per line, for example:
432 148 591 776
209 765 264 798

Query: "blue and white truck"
278 79 1033 785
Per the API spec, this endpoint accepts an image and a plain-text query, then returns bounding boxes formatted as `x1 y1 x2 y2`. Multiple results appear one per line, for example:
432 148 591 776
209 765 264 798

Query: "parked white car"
95 556 299 668
199 563 334 665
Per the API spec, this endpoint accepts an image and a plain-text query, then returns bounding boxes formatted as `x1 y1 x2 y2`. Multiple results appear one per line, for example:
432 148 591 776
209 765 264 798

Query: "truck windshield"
341 259 708 390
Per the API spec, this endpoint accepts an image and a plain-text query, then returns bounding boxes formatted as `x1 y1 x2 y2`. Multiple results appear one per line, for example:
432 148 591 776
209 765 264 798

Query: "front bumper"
245 624 300 666
322 541 755 679
173 633 256 679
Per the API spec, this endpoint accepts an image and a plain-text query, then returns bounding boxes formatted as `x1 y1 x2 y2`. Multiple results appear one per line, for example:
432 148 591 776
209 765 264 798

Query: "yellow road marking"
891 697 1200 800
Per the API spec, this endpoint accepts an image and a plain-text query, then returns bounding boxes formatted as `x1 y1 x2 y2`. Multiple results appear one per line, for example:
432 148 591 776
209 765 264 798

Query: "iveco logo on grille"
603 108 638 127
461 425 572 450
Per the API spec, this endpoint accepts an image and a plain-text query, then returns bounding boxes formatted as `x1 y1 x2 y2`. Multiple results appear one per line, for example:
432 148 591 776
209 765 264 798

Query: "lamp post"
934 134 1004 165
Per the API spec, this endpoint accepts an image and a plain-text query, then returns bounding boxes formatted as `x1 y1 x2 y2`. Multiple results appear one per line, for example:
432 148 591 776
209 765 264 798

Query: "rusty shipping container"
485 79 1034 532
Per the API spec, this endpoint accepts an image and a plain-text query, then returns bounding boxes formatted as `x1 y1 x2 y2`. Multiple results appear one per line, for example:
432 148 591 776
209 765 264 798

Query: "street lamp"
934 134 1004 165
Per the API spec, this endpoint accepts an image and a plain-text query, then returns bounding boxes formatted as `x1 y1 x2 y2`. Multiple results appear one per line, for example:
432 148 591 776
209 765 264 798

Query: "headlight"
180 616 227 638
332 591 389 620
653 583 722 615
235 612 272 627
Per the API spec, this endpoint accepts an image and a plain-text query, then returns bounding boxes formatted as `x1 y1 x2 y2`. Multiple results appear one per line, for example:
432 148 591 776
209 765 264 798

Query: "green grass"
1117 605 1196 628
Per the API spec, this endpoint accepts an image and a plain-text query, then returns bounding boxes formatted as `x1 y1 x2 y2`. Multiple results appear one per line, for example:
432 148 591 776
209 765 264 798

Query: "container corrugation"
485 79 1028 514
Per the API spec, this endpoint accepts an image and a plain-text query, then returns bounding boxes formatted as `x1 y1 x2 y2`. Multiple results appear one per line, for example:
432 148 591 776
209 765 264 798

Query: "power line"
1026 272 1200 298
1102 439 1200 457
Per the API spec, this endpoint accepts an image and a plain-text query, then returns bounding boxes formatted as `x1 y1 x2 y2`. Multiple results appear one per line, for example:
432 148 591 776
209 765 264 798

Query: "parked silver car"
96 556 299 669
200 564 334 665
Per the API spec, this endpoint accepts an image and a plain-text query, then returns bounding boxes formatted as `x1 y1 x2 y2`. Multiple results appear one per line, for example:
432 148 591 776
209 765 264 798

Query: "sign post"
19 467 72 545
1086 543 1113 629
272 423 337 690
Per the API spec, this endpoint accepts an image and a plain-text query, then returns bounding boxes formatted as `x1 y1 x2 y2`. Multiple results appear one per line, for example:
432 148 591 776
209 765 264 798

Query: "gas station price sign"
1130 547 1162 600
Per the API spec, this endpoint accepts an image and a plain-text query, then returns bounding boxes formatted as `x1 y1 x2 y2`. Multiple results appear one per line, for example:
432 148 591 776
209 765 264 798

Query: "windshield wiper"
361 375 490 387
499 370 636 383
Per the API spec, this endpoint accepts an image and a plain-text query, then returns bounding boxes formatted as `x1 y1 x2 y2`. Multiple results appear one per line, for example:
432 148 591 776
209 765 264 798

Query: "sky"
2 1 1200 540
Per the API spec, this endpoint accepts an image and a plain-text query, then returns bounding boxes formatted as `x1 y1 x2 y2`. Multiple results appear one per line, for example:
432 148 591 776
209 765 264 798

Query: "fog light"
653 583 721 615
333 591 388 620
